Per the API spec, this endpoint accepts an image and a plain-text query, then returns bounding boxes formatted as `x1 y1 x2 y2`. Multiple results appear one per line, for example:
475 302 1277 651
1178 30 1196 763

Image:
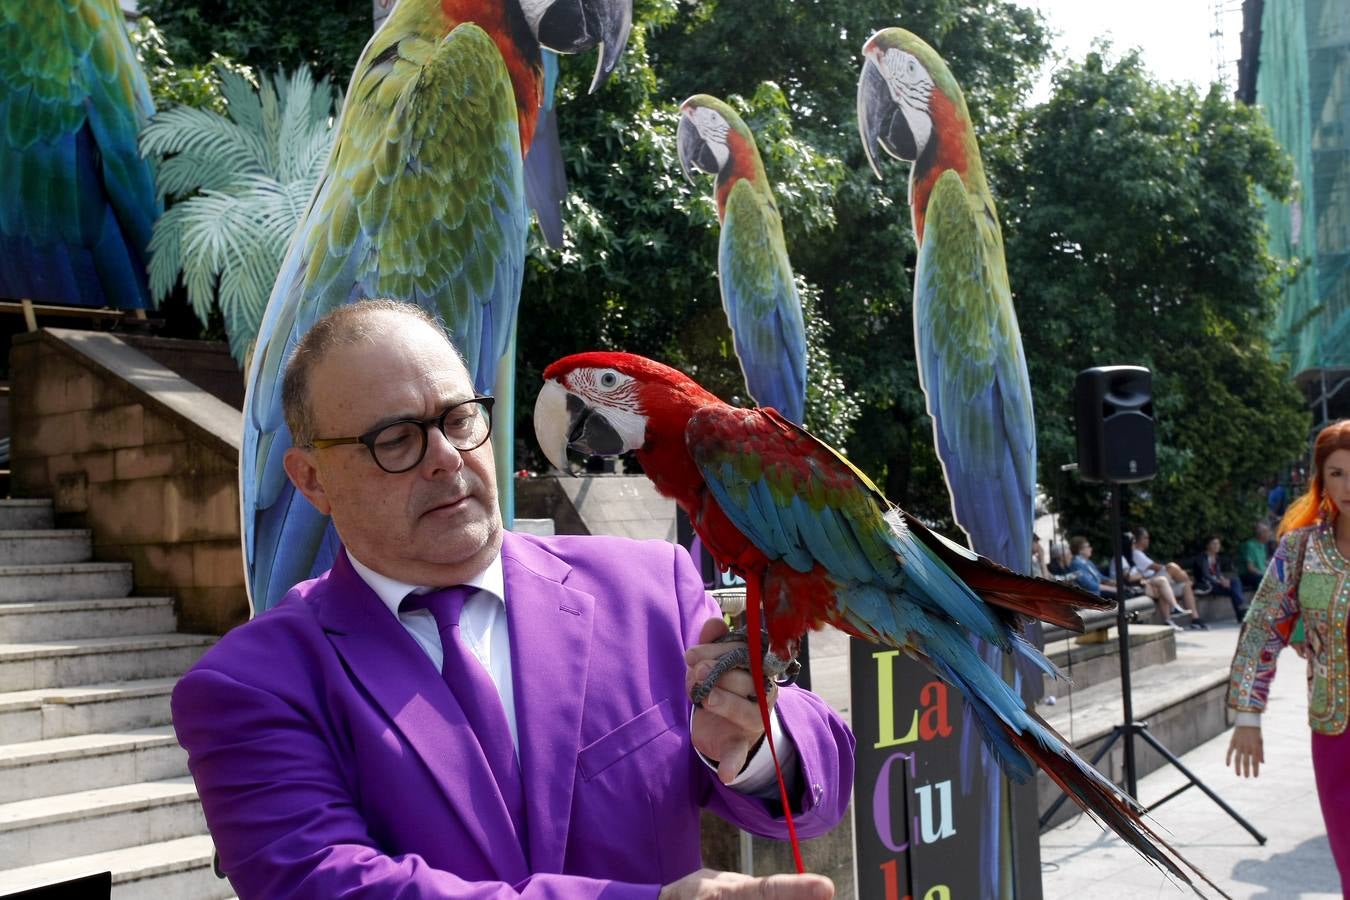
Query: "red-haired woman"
1227 420 1350 885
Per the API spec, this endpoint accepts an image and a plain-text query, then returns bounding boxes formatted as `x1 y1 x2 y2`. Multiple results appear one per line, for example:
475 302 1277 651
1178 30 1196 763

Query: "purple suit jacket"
172 532 854 898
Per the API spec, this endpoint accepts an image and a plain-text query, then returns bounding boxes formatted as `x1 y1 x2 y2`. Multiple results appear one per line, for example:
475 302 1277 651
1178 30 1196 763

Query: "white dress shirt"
347 550 793 794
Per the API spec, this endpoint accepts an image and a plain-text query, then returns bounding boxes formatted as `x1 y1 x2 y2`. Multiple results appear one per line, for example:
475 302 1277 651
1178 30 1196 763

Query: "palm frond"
140 106 269 194
218 68 264 137
141 62 340 364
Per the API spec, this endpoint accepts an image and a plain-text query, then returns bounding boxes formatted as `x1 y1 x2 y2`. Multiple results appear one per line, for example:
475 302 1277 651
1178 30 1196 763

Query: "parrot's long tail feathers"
926 649 1226 898
964 565 1112 632
1013 713 1230 899
895 510 1111 632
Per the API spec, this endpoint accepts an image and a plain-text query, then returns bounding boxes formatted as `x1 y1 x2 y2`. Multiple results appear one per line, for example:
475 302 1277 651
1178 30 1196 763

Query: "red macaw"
534 351 1221 894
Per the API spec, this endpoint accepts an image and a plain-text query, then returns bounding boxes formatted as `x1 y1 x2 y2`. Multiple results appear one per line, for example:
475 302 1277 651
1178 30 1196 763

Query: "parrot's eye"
599 371 619 388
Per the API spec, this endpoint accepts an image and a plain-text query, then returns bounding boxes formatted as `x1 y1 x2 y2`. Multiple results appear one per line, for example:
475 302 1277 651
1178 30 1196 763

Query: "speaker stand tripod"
1038 483 1265 844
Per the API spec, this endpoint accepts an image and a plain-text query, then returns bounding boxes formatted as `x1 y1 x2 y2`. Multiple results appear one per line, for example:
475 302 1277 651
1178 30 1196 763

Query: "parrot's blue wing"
686 405 1012 649
0 0 159 309
914 169 1035 573
719 180 807 425
243 22 526 613
523 50 566 248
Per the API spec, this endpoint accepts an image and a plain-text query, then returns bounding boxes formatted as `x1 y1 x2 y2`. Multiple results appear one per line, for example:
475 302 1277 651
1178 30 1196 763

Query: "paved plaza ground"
1039 621 1341 899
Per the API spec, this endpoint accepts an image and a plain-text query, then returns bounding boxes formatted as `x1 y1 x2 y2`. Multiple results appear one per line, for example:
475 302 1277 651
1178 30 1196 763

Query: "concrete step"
0 634 214 692
0 776 203 868
1036 640 1233 829
0 726 187 804
0 596 177 642
0 561 133 602
1042 623 1178 695
0 500 53 531
0 529 92 565
0 835 233 900
0 678 177 743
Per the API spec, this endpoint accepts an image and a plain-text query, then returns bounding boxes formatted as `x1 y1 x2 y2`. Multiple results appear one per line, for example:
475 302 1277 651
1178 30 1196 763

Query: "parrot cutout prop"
857 28 1035 574
242 0 632 613
677 94 807 426
0 0 160 309
858 29 1044 896
523 49 567 247
535 352 1224 894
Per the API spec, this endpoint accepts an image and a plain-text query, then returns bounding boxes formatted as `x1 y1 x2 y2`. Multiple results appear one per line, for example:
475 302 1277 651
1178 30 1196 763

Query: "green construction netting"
1258 0 1350 375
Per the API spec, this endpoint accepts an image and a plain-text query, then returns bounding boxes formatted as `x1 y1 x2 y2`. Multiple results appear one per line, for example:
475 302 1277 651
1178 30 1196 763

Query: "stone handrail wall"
10 329 247 634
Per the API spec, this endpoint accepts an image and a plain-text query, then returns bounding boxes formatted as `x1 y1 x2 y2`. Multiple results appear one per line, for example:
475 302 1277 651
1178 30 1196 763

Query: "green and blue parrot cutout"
677 94 807 426
243 0 631 613
0 0 160 309
859 28 1041 898
857 28 1035 573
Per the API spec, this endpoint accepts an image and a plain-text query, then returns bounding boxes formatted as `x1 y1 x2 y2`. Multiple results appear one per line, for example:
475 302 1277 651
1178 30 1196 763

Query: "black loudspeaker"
1073 366 1156 483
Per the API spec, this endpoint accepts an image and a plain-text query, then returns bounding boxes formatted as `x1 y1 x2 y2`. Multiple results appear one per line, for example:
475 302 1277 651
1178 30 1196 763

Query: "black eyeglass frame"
307 396 495 474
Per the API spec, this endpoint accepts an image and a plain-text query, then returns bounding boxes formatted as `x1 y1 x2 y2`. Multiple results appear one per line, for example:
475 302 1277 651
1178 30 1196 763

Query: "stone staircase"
0 499 228 898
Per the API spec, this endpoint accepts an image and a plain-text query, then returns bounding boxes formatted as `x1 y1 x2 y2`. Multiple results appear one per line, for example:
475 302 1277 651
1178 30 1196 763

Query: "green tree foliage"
993 48 1310 561
128 16 251 113
137 0 371 84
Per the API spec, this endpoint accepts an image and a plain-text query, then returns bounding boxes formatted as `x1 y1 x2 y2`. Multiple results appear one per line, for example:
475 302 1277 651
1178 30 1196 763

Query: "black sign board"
3 871 112 899
850 639 1041 899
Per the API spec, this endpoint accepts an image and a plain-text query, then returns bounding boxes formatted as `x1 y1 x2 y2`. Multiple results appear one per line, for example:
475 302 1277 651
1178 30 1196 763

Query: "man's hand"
1226 725 1264 777
660 868 833 899
687 617 778 784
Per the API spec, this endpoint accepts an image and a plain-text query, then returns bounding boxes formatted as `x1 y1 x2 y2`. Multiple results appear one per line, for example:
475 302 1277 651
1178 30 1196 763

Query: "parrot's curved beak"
676 110 708 185
587 0 632 94
533 379 629 473
857 52 896 179
536 0 632 93
533 380 576 474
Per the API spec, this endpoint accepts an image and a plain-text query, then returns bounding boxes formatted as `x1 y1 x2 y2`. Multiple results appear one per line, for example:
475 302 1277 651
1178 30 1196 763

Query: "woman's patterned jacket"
1228 524 1350 735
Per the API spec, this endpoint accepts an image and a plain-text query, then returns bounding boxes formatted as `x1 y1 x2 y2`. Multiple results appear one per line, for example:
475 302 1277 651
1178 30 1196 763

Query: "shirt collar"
347 550 506 618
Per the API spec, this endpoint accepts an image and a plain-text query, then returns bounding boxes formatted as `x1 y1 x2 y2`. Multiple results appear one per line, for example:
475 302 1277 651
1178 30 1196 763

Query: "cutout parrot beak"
536 0 632 94
676 111 704 185
857 54 893 179
533 379 576 473
587 0 632 94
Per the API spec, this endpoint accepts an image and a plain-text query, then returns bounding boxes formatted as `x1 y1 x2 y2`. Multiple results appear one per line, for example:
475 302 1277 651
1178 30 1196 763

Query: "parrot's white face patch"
519 0 552 34
876 48 935 160
571 368 649 451
686 106 731 172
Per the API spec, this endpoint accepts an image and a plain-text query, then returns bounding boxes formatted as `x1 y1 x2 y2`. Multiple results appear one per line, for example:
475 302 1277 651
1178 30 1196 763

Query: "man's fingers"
697 616 729 646
759 873 834 899
717 739 750 784
686 640 747 667
703 682 775 731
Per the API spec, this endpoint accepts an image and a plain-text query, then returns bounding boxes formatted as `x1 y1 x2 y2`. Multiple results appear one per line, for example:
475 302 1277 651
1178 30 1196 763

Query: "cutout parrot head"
676 94 743 183
519 0 633 92
857 28 952 177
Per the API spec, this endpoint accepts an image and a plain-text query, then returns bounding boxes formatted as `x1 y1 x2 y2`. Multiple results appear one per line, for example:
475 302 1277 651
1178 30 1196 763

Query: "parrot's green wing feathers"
719 179 807 423
915 169 1035 567
687 406 1009 647
243 21 527 612
305 22 525 382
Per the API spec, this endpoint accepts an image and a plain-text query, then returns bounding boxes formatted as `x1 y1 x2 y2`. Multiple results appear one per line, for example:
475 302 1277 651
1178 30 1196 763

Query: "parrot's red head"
534 351 721 476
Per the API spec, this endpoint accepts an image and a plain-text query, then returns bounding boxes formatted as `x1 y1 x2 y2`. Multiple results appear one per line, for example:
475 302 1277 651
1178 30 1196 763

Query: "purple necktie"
402 586 527 839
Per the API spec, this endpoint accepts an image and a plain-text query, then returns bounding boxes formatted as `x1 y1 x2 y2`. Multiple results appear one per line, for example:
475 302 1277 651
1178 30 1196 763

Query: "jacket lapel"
317 550 529 879
501 533 594 874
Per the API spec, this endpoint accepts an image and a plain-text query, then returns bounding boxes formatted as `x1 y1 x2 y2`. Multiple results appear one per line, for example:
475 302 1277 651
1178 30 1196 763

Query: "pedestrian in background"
1227 420 1350 890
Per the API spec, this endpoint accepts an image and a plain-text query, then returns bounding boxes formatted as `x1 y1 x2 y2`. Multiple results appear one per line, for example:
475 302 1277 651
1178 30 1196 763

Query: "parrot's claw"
690 628 800 706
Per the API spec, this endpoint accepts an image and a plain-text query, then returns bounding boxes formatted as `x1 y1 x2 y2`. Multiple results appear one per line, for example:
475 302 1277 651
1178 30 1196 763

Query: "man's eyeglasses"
308 397 494 474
